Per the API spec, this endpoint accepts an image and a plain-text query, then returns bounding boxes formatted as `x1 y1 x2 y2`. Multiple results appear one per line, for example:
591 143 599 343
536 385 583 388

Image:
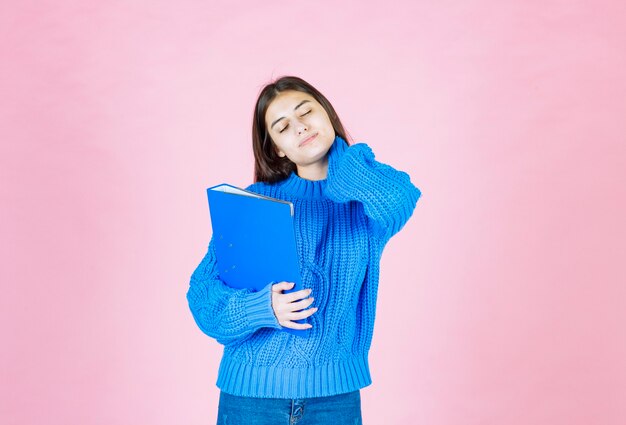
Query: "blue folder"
207 183 308 337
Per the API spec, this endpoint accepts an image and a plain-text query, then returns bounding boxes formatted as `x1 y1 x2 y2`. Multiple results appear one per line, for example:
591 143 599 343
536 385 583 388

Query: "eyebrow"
270 100 311 129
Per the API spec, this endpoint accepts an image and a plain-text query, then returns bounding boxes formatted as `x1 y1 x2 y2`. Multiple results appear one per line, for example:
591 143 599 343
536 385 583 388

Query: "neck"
296 155 329 181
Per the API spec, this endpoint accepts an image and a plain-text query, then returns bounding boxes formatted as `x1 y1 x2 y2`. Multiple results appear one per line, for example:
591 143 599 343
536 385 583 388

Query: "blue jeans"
216 389 363 425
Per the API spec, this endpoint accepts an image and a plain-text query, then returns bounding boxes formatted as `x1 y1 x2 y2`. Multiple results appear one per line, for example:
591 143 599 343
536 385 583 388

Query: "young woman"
187 76 422 424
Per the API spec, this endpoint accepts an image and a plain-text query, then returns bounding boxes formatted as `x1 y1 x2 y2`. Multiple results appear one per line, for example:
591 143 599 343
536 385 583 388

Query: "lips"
299 133 318 147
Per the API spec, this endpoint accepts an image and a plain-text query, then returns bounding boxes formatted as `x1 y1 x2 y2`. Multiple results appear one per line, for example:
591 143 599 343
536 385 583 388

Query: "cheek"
274 138 294 156
317 115 334 133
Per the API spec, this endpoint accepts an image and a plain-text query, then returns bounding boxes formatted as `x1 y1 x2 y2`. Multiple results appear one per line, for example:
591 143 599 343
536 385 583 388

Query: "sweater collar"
278 170 328 200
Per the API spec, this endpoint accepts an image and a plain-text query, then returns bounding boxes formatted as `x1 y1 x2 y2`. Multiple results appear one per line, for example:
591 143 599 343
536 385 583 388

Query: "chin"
295 147 326 165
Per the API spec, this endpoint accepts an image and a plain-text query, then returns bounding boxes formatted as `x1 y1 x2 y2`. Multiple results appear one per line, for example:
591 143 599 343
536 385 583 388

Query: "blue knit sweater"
187 135 421 398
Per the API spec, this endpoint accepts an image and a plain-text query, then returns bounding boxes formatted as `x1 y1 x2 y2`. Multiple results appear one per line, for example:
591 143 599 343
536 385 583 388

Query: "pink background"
2 1 625 424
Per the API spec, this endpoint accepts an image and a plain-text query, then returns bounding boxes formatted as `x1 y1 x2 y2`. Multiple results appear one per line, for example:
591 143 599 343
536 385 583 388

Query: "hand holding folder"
207 183 309 337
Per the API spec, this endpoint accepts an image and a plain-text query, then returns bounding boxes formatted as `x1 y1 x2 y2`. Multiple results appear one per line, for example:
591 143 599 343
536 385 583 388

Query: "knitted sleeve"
186 235 282 347
323 137 422 242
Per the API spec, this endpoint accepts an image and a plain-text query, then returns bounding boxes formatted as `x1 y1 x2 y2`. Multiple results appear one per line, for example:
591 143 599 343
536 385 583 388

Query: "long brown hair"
252 76 352 183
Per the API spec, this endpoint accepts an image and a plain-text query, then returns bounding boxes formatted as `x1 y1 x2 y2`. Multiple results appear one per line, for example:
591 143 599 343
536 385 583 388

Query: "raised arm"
323 136 422 242
186 235 281 347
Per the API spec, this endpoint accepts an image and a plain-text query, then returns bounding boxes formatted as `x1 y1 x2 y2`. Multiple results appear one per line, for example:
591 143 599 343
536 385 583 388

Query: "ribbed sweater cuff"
244 282 282 330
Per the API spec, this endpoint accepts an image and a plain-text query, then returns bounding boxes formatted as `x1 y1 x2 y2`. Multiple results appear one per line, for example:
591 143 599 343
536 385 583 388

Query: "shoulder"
348 142 375 156
244 175 295 200
244 181 263 193
244 181 271 195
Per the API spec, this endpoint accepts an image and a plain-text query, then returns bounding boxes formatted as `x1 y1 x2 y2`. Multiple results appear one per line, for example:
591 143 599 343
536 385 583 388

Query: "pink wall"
2 1 624 424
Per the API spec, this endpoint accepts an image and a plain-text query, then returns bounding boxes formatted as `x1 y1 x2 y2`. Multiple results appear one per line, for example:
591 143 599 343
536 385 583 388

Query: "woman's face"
265 90 335 175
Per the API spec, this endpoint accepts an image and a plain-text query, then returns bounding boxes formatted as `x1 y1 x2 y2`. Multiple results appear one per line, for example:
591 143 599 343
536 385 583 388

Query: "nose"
297 122 307 134
294 116 308 134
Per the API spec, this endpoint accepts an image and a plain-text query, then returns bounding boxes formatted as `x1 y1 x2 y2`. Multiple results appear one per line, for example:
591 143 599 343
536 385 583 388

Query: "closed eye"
279 110 312 133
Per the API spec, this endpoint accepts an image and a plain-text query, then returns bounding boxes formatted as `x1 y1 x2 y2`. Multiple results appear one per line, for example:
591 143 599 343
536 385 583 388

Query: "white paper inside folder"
209 184 294 215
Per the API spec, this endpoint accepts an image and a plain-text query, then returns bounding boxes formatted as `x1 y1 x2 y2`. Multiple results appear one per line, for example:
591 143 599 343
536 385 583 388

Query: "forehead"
265 90 317 118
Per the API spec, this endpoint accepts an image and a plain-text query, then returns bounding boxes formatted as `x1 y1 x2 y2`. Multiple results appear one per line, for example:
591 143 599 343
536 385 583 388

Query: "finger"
286 306 318 320
280 319 313 330
271 281 294 292
288 296 315 311
283 288 312 303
